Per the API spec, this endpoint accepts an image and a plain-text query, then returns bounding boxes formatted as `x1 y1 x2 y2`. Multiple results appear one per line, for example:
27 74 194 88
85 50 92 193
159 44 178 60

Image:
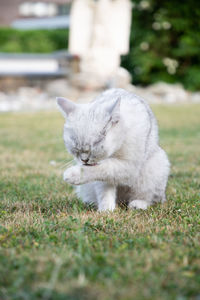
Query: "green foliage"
121 0 200 90
0 28 69 53
0 106 200 299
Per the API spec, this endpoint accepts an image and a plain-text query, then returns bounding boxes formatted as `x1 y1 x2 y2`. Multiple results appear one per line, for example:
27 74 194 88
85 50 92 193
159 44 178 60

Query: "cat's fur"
57 88 170 211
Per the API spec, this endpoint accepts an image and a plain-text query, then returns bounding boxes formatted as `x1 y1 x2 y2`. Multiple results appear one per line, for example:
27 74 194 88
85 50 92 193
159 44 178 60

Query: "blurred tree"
121 0 200 90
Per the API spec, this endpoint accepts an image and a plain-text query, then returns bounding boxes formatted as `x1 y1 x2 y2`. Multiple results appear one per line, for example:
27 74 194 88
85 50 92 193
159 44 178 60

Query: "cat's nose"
81 158 89 164
80 152 89 163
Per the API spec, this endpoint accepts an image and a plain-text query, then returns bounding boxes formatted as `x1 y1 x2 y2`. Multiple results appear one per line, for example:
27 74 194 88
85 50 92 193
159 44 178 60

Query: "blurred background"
0 0 200 111
1 3 200 298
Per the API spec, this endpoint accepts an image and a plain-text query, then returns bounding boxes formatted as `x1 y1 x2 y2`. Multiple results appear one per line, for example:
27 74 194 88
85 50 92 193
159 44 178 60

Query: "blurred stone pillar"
69 0 132 89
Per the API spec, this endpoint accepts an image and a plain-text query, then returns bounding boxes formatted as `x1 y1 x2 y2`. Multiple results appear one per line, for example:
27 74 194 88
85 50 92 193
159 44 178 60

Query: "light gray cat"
57 88 170 211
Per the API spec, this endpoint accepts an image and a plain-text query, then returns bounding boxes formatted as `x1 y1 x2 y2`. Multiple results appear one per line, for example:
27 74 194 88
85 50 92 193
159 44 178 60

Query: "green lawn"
0 105 200 300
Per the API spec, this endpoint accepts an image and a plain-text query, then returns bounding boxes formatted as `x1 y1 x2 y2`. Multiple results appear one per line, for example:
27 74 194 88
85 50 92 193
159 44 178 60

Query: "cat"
57 88 170 211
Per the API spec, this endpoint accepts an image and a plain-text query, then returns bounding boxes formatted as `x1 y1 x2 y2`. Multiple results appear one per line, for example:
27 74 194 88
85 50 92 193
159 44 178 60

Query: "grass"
0 105 200 300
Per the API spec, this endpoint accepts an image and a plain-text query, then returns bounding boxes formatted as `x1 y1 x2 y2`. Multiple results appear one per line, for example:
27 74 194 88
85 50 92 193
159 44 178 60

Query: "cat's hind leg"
128 148 170 210
128 200 150 210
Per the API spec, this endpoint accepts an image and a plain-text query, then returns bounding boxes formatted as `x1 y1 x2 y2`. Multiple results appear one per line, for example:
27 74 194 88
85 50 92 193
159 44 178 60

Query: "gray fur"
57 88 170 211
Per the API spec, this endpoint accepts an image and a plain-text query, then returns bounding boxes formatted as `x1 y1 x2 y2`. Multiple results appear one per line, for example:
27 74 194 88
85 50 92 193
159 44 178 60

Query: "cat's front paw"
98 201 116 212
63 166 82 185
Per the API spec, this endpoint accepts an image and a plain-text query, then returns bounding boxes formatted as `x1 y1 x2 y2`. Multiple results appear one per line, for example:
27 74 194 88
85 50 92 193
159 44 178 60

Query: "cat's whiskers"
56 158 69 167
59 159 75 170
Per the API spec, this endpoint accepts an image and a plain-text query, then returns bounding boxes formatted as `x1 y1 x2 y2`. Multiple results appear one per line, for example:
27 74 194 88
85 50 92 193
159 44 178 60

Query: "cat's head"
57 96 122 166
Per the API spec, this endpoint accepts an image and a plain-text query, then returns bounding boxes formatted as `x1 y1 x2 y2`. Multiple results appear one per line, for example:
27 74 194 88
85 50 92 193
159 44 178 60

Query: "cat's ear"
56 97 77 118
106 97 121 124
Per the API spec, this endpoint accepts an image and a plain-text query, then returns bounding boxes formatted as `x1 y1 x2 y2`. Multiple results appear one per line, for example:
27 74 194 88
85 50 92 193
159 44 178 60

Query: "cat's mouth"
83 163 97 166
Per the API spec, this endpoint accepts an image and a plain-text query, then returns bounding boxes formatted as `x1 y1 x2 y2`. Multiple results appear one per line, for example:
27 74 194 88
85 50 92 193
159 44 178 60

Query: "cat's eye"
73 148 79 154
93 136 104 146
